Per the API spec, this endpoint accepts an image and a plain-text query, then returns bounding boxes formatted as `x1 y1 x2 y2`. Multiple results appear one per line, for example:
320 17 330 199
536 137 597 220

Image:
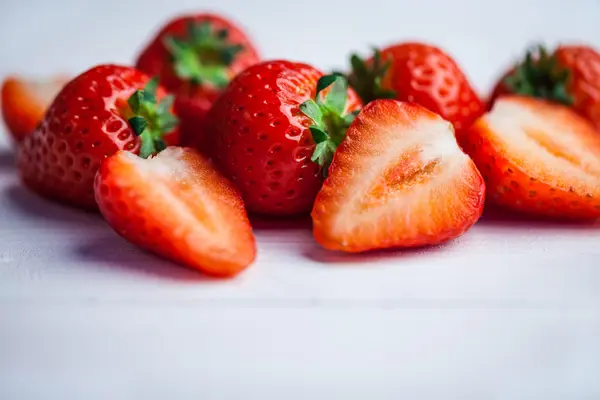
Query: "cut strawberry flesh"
312 100 485 252
484 97 600 184
466 96 600 218
95 147 256 276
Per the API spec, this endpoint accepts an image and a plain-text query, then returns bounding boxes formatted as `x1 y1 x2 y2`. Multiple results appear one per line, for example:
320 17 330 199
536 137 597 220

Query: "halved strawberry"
463 95 600 219
312 99 485 252
94 147 256 277
1 76 68 142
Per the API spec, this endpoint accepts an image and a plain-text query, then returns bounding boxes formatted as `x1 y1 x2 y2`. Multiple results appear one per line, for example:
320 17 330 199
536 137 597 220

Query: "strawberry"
18 65 179 210
94 147 256 277
489 44 600 131
463 96 600 219
206 61 362 216
312 100 485 252
135 14 260 151
1 75 69 143
348 43 484 135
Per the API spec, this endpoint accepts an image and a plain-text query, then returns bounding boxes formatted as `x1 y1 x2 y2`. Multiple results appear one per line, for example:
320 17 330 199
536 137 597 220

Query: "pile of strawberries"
2 13 600 277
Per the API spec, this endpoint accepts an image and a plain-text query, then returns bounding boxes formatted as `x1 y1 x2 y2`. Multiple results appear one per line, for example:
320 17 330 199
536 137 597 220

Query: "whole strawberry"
135 14 260 151
206 61 362 216
348 43 484 135
489 44 600 131
18 64 179 210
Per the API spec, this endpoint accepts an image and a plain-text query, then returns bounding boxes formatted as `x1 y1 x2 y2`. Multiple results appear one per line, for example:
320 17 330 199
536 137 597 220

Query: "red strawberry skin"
206 60 362 216
174 88 220 152
312 100 486 252
135 14 260 151
361 43 484 134
94 147 256 277
17 65 179 210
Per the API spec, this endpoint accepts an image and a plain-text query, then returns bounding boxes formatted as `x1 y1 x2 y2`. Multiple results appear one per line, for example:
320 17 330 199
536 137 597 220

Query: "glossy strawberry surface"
206 60 362 216
136 14 260 152
18 65 178 209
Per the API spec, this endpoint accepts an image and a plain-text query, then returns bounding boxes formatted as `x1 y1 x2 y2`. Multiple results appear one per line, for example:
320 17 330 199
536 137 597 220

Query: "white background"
1 0 600 398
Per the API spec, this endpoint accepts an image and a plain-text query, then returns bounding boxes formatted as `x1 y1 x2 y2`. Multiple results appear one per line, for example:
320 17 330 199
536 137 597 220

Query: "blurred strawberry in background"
489 44 600 131
1 75 69 143
135 14 260 152
347 42 484 139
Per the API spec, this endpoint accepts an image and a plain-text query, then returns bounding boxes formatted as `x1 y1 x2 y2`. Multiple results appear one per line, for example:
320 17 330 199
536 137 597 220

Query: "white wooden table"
1 0 599 398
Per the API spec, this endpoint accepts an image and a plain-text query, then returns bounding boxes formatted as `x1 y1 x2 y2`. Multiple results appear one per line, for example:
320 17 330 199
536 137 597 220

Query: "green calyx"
127 77 179 158
348 48 396 104
504 44 573 106
163 21 243 88
299 74 359 176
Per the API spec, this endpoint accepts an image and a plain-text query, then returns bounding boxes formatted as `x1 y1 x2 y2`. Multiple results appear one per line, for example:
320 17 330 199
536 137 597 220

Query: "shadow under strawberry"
478 204 600 230
3 183 100 225
74 233 220 282
302 240 460 265
0 148 15 170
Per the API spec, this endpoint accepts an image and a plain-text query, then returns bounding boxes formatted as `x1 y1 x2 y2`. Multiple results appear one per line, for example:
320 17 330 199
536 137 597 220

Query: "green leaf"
128 116 147 136
173 50 203 80
299 99 323 125
198 65 230 88
217 29 229 39
155 139 167 152
221 44 244 65
309 126 328 143
144 77 159 99
321 75 348 115
156 95 175 115
139 131 156 158
348 49 396 104
553 83 573 106
163 36 186 56
310 139 337 177
380 89 397 99
504 44 574 106
350 54 367 79
373 48 382 69
128 91 143 114
311 141 329 163
316 75 339 94
158 114 179 132
343 110 359 125
188 21 212 45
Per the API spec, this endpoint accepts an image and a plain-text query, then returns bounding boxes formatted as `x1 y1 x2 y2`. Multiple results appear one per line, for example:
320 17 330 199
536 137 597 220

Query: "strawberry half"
94 147 256 277
1 75 68 143
463 95 600 219
312 100 485 252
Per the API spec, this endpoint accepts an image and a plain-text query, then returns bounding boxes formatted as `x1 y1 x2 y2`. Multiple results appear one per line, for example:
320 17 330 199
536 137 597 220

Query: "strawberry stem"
348 48 396 104
127 77 179 158
504 44 574 106
299 74 359 176
163 21 244 88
